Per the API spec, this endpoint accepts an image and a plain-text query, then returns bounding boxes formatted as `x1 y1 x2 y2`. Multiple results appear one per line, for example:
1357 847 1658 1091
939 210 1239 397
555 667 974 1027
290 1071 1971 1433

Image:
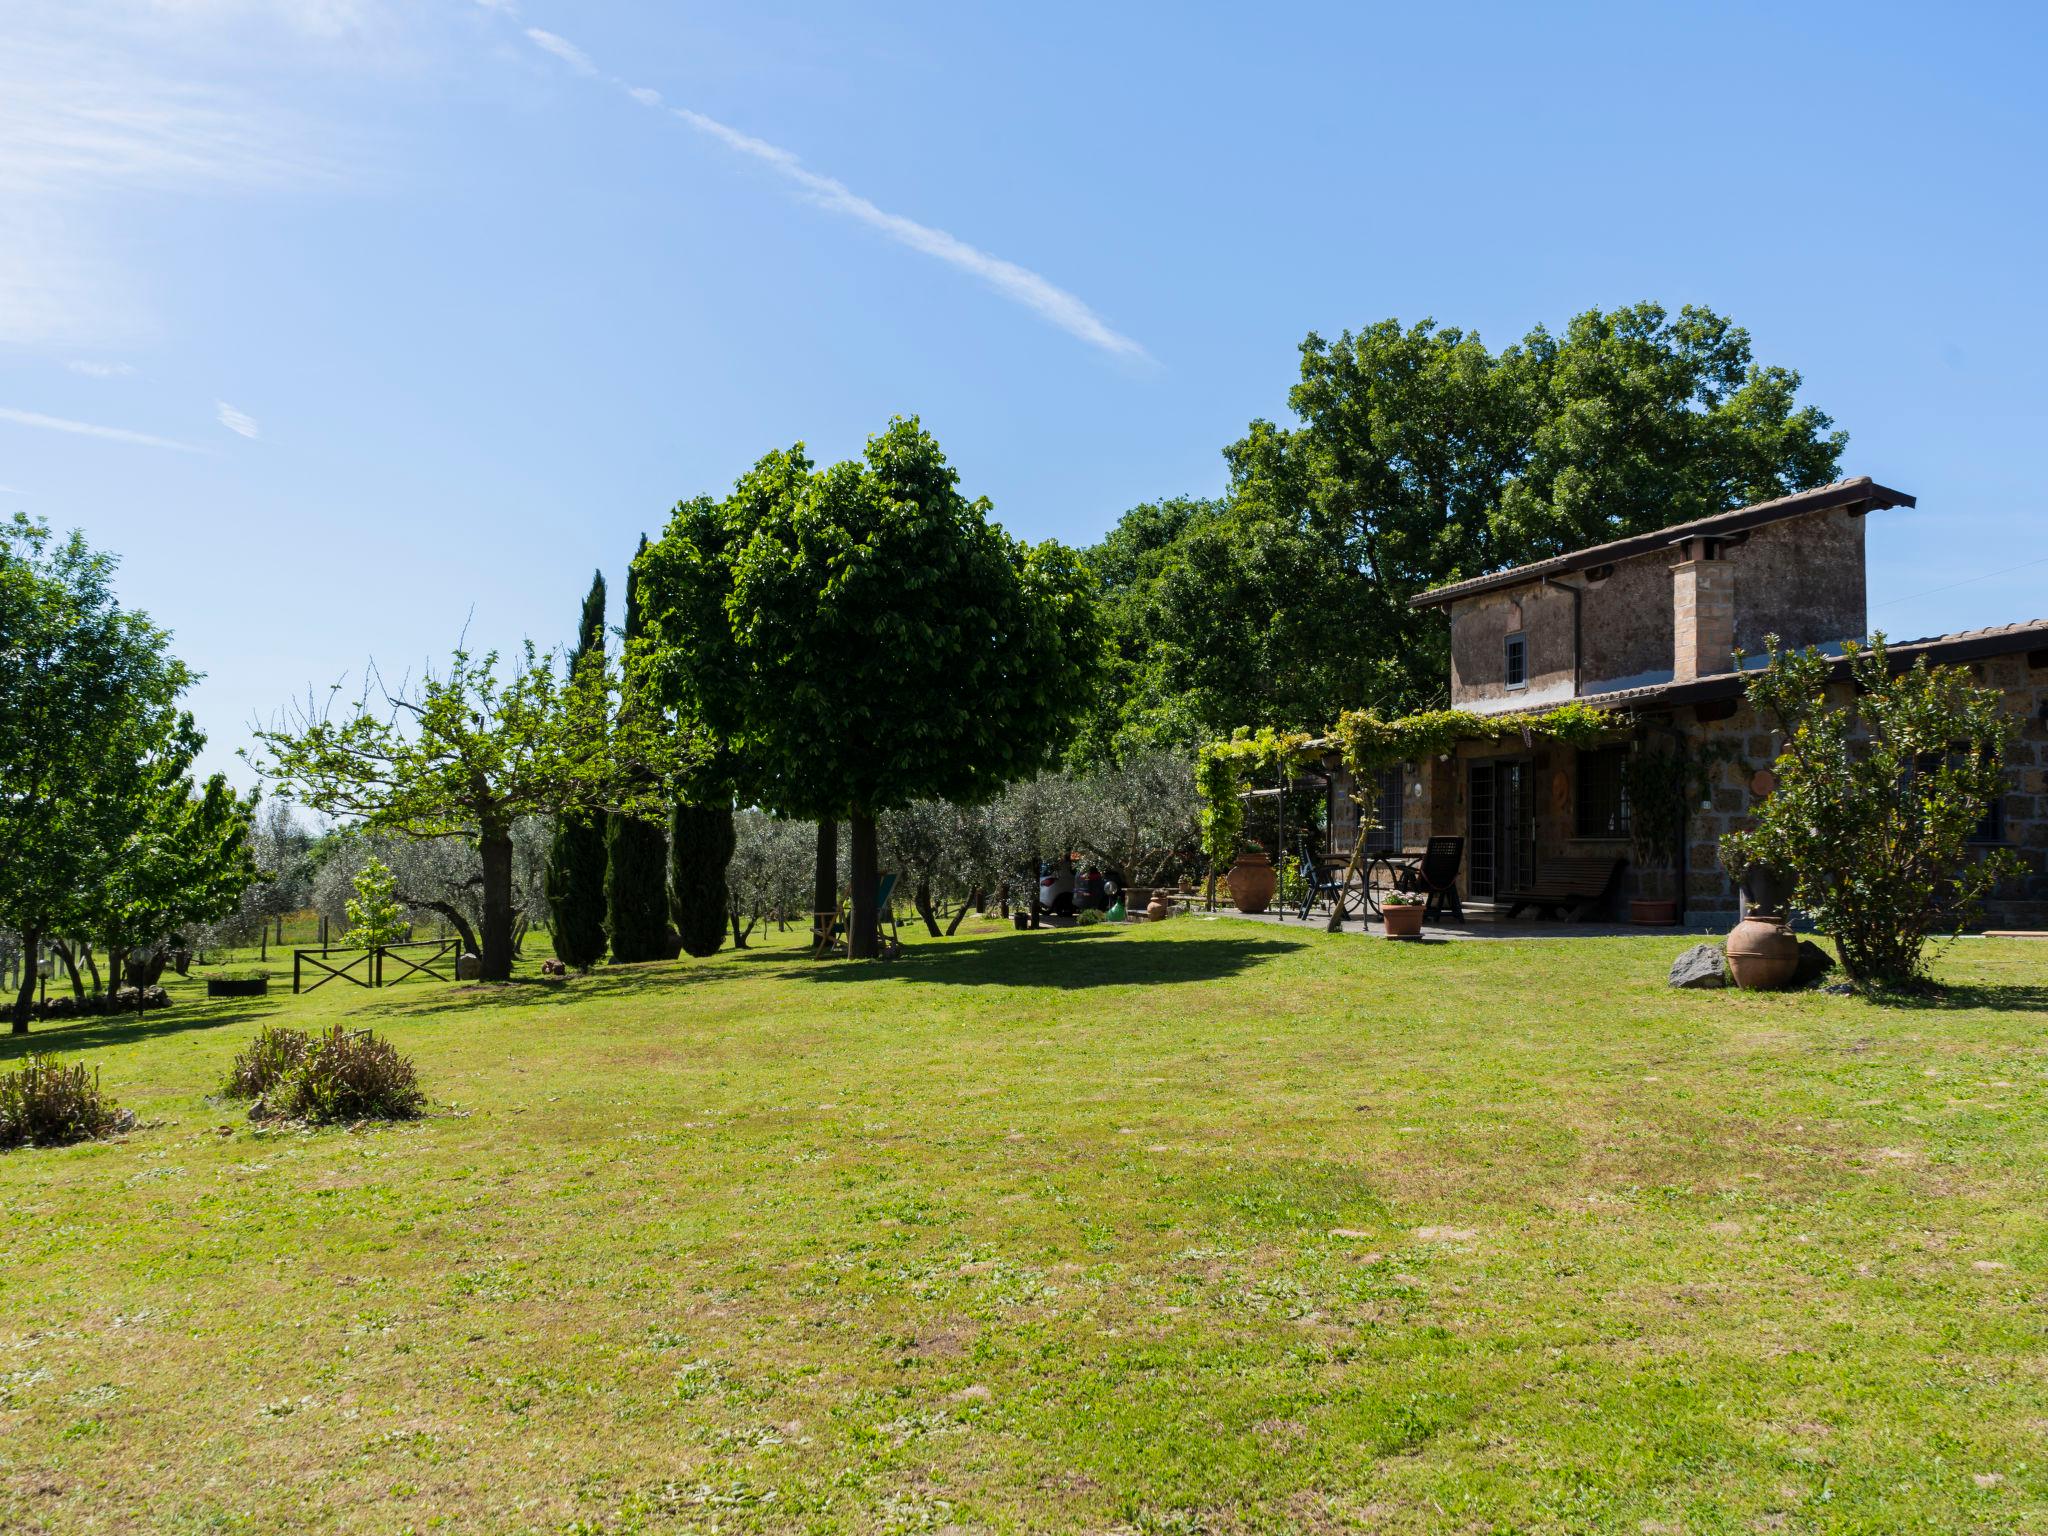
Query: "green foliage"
1621 738 1741 869
253 640 694 982
605 813 673 963
606 542 675 964
1073 907 1105 926
0 1056 131 1149
1329 702 1624 775
1720 635 2023 989
668 800 736 959
222 1025 311 1100
343 856 408 950
222 1025 425 1123
639 417 1102 957
1087 303 1847 751
0 515 258 1030
546 570 610 969
1195 729 1317 869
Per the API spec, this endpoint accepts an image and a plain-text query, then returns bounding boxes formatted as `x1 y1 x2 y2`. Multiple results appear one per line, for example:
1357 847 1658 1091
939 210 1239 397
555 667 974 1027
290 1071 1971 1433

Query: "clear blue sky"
5 0 2046 786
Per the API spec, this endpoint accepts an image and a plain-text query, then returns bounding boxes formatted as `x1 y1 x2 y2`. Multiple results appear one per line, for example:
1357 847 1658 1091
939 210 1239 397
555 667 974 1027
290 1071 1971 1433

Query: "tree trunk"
10 926 39 1033
946 892 979 937
52 941 84 1001
913 879 941 938
847 814 879 960
813 819 839 925
480 825 516 982
408 899 480 961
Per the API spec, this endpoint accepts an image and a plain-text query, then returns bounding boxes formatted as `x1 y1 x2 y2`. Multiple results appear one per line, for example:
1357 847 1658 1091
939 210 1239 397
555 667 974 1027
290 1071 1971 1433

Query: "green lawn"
3 919 2046 1534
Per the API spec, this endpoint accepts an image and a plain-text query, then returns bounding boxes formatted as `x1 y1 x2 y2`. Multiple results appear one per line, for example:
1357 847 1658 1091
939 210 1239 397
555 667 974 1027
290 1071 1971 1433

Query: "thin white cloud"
513 22 1147 362
0 405 201 452
0 5 354 347
68 359 138 378
216 400 261 438
524 28 595 77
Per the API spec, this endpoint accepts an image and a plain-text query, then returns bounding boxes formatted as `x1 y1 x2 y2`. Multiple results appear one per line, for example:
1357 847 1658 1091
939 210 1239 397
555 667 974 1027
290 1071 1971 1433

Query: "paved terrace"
1184 906 1728 941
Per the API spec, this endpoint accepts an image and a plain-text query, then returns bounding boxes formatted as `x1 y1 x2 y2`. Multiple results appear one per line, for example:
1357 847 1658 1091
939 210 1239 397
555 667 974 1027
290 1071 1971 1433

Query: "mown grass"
2 919 2045 1534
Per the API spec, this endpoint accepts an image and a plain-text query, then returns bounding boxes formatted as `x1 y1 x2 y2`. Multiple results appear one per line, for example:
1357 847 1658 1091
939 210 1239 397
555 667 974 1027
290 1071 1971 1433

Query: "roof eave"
1407 477 1917 611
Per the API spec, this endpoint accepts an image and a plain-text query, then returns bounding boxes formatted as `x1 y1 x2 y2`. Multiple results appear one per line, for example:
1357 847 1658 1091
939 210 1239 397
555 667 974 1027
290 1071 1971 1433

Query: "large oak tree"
1085 302 1848 752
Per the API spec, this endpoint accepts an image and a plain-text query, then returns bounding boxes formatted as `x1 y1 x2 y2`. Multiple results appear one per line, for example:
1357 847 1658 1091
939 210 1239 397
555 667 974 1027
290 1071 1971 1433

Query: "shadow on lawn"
358 960 732 1020
797 927 1301 989
0 1001 283 1062
1872 981 2048 1013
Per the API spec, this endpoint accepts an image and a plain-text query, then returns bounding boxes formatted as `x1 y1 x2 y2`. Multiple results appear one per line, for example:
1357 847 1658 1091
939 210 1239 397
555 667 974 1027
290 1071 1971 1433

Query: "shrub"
286 1027 424 1122
0 1057 134 1150
1073 907 1105 925
1721 635 2023 989
222 1025 425 1123
222 1024 311 1099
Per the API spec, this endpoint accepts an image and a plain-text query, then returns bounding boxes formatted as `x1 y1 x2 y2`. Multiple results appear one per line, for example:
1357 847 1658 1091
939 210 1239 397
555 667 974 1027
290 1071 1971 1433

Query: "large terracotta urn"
1726 913 1799 990
1146 891 1173 922
1225 852 1277 914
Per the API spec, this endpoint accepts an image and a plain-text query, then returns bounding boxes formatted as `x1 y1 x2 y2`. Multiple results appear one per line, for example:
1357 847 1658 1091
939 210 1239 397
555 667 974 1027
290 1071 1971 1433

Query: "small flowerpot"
1381 904 1425 939
1225 853 1277 914
1726 913 1799 990
1629 898 1678 926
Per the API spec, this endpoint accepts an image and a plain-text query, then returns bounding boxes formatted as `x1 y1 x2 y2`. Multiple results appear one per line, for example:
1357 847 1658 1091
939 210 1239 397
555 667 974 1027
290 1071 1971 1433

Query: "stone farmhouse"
1326 477 2048 927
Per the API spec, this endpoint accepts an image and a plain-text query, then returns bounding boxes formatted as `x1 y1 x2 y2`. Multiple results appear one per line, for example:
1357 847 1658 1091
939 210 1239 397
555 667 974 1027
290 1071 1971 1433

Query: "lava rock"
1668 943 1729 989
1792 939 1836 989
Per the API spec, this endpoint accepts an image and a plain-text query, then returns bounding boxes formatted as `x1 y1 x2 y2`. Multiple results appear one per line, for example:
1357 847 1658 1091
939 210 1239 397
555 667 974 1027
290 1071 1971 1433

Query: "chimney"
1671 536 1734 681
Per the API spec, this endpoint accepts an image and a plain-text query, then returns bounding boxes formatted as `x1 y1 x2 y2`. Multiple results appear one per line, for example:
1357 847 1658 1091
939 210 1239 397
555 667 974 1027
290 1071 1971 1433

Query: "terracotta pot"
1146 892 1173 922
1225 852 1277 914
1726 913 1799 990
1629 898 1678 926
1381 903 1425 939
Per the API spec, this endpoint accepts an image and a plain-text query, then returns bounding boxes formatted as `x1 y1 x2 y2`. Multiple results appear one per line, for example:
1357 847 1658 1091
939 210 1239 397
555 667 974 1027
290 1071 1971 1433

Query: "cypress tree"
606 537 675 962
545 571 610 968
669 799 736 958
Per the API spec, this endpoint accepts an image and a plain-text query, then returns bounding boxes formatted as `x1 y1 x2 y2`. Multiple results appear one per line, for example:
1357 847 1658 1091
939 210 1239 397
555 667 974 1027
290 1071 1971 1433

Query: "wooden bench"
1499 857 1625 921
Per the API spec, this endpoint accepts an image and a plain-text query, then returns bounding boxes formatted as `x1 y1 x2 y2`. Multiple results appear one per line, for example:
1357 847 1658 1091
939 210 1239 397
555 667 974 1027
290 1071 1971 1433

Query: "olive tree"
254 643 689 982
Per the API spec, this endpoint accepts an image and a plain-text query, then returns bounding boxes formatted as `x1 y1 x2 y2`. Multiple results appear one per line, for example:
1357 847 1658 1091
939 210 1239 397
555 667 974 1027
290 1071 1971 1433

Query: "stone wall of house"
1448 583 1577 710
1446 506 1873 710
1729 508 1867 658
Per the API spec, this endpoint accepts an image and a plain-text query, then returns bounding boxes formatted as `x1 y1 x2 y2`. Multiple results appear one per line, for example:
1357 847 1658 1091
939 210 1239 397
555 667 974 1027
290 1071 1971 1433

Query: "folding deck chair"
812 872 901 957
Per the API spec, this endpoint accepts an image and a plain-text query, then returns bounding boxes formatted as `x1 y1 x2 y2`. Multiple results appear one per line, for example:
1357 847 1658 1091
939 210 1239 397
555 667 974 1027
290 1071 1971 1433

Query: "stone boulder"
1668 943 1729 989
1792 939 1836 989
455 951 482 981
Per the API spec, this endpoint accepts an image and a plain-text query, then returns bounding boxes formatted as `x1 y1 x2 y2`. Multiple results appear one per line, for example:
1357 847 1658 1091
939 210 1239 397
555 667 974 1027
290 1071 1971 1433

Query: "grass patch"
1 918 2044 1532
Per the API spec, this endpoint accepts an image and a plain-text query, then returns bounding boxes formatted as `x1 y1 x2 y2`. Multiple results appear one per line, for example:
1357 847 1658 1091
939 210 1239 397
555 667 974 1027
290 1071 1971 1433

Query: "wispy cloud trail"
502 16 1147 362
524 27 595 76
0 406 201 452
67 360 137 378
216 401 261 438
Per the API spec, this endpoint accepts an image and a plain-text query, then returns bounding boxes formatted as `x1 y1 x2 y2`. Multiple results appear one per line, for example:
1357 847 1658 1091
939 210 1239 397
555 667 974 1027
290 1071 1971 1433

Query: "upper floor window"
1504 632 1527 689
